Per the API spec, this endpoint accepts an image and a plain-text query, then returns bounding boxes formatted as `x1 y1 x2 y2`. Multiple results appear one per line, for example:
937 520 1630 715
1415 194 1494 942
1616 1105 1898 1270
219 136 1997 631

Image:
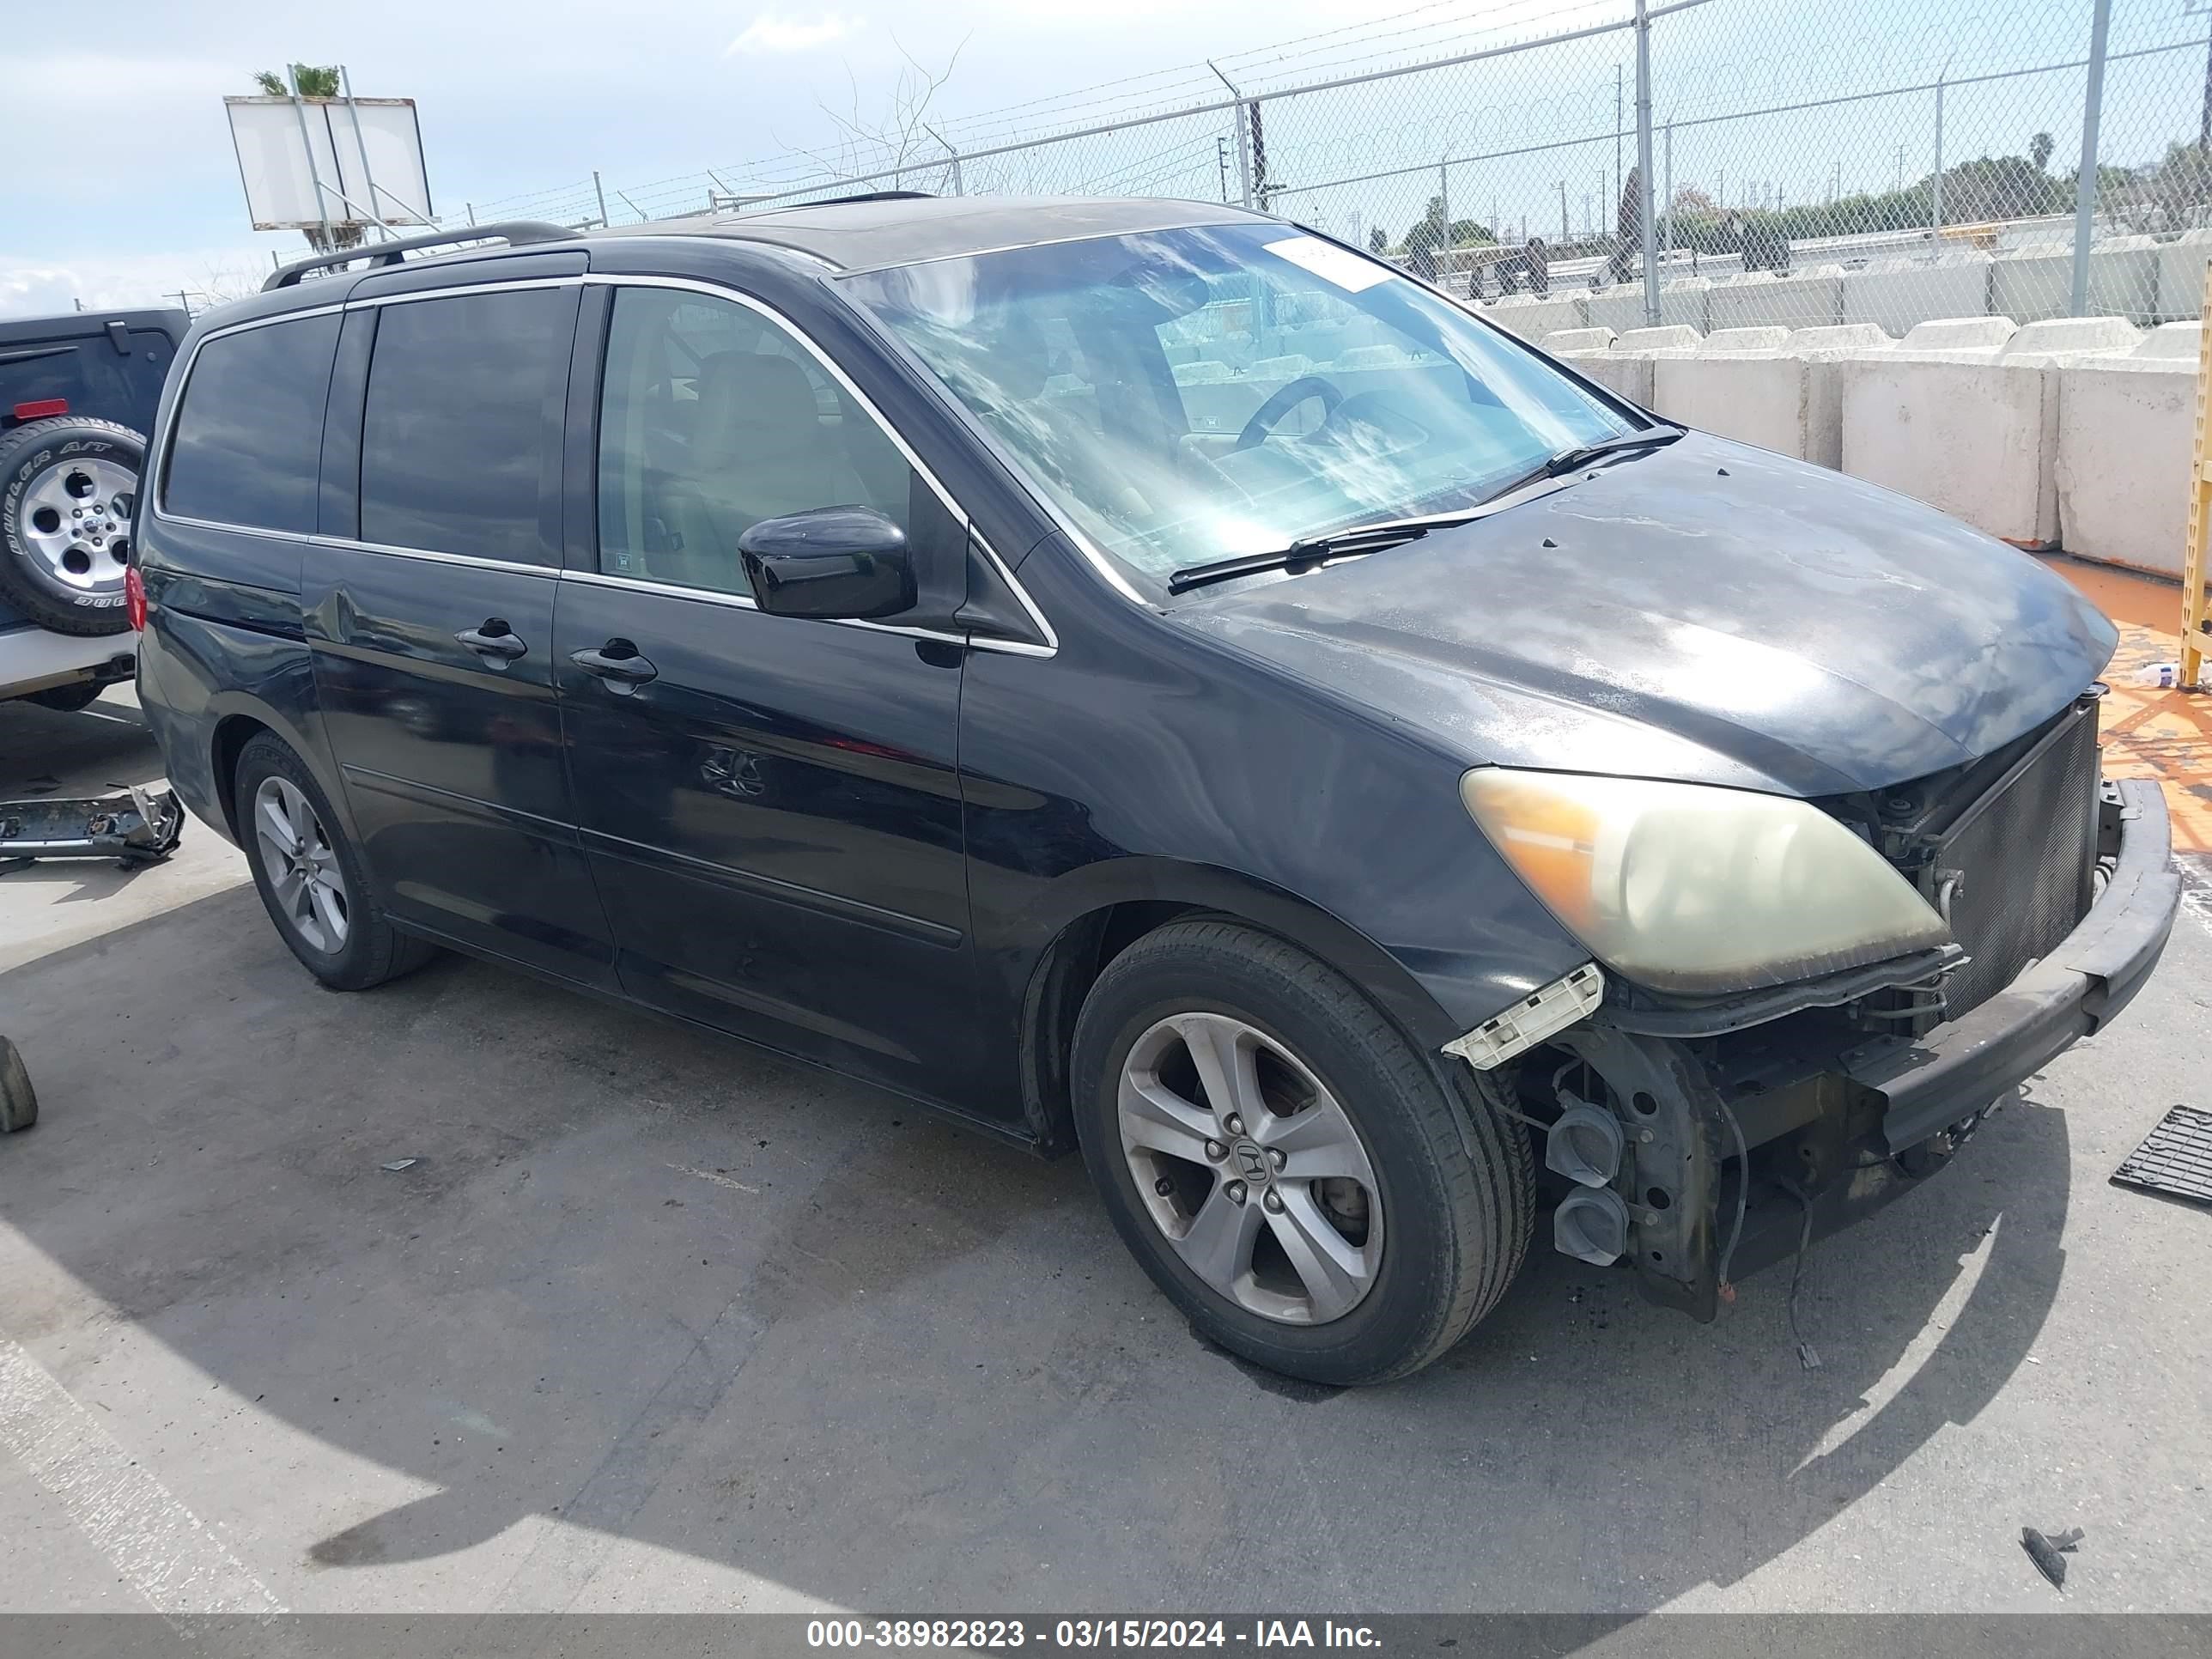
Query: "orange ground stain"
2038 555 2212 858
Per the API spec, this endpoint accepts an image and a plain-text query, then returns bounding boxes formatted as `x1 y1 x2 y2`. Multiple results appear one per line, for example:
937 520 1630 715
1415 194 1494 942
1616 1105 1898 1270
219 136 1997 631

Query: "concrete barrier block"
1653 349 1805 459
1559 349 1653 405
2001 316 2141 358
1838 315 2134 545
1705 265 1845 331
1784 325 1897 470
1841 256 1991 337
2152 228 2212 321
1614 325 1703 352
1990 238 2159 324
1581 276 1711 334
1703 326 1790 351
1539 327 1617 355
1841 339 2043 542
1899 315 2018 352
1482 295 1589 341
2054 325 2197 577
2129 318 2202 359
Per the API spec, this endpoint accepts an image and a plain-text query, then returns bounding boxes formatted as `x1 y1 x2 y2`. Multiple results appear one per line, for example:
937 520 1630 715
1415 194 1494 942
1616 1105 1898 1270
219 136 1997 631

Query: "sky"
0 0 1462 317
3 0 2200 319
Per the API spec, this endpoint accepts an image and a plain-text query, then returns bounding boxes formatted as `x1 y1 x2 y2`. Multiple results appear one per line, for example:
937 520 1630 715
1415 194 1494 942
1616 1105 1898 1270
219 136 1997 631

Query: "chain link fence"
472 0 2212 335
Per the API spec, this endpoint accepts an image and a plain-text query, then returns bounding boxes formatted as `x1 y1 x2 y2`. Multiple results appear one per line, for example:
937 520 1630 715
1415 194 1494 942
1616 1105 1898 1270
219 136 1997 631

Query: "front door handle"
456 620 527 661
570 640 659 688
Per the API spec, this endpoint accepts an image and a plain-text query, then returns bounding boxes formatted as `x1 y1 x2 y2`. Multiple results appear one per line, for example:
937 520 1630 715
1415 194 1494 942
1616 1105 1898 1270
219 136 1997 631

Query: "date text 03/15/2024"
805 1619 1382 1649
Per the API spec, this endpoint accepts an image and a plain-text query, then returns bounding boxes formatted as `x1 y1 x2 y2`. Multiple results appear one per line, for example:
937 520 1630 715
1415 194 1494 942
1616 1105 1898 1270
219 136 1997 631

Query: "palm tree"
2030 131 2055 173
250 66 361 252
255 64 341 98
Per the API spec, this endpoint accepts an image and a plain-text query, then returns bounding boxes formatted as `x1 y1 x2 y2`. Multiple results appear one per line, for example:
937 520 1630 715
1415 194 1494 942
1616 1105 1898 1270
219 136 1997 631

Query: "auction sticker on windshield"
1262 234 1395 292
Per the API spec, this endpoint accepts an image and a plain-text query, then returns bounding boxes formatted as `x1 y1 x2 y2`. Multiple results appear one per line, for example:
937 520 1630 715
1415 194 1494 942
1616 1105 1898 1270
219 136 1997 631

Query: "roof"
0 307 190 346
626 193 1269 272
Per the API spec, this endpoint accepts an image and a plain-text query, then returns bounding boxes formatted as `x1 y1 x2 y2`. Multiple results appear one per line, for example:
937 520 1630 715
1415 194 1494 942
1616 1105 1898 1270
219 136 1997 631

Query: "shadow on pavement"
0 884 2068 1611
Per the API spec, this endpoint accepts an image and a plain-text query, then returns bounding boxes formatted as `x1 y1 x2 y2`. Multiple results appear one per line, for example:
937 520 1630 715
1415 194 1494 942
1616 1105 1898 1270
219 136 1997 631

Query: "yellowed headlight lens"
1462 768 1949 994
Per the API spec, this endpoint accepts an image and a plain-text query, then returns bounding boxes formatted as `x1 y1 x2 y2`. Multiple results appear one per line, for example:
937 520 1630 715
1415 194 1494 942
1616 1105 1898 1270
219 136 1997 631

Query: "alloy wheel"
1116 1012 1385 1325
19 455 137 592
252 776 349 953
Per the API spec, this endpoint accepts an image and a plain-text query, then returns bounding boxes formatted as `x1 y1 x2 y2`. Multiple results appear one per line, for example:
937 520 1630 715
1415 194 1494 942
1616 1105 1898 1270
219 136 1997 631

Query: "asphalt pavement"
2 688 2208 1621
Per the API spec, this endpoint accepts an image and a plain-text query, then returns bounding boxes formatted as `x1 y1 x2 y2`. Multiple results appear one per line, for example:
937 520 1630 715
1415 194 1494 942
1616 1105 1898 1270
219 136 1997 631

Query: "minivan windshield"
842 222 1636 586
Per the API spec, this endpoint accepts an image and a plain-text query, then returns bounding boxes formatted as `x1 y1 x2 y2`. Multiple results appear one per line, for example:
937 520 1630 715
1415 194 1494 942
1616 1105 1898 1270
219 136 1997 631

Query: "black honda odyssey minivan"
135 195 2178 1384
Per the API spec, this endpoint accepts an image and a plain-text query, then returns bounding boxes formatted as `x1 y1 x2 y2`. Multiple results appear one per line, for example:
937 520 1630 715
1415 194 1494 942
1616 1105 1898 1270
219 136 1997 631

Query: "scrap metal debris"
0 783 183 867
2021 1525 2084 1590
380 1158 419 1172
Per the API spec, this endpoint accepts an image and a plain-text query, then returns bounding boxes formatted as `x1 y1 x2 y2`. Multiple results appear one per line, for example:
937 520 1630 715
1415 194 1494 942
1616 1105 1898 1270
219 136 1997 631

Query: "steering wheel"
1235 374 1345 452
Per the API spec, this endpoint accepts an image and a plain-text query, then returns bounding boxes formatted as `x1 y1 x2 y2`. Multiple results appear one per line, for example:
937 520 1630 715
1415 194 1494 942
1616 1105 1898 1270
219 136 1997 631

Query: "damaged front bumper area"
1476 777 2178 1321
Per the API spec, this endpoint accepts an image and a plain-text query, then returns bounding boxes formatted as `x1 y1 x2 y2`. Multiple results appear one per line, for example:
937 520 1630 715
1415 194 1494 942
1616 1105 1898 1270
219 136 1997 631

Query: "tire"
1070 920 1533 1386
23 680 105 713
0 416 143 636
0 1037 36 1133
234 732 436 991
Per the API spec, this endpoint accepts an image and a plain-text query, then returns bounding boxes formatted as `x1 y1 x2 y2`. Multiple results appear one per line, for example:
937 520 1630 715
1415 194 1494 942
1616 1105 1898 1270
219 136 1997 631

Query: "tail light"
125 566 147 632
12 398 67 421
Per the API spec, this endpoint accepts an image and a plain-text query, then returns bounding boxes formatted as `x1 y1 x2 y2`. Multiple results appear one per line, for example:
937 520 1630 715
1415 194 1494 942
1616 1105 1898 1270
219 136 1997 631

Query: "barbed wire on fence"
466 0 2212 334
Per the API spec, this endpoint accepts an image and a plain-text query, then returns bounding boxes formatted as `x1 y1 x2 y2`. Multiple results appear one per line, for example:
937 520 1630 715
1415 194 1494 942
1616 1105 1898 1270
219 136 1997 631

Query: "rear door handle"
455 621 527 662
570 641 659 688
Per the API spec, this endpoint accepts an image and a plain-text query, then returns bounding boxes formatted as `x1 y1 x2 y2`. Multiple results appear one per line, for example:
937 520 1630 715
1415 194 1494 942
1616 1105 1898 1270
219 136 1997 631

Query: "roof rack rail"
264 221 580 291
787 190 937 209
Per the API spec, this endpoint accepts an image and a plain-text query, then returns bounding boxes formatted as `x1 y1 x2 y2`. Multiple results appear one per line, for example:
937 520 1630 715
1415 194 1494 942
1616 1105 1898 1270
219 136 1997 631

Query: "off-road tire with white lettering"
0 416 143 636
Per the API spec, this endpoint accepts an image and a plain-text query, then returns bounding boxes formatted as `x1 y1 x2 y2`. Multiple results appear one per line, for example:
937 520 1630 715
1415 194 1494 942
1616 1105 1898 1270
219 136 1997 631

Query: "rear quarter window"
161 313 342 533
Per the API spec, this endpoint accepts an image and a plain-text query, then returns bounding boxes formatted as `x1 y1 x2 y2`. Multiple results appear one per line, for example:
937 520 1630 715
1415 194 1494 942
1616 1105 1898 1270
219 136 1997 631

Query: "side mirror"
738 506 914 622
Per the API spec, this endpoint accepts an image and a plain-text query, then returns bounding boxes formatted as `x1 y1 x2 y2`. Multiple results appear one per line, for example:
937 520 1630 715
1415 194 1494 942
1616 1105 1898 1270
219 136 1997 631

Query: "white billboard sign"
225 96 433 231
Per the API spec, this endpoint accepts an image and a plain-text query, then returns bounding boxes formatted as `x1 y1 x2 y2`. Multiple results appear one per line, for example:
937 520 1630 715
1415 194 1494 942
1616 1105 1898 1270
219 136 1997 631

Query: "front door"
307 284 614 987
554 281 978 1098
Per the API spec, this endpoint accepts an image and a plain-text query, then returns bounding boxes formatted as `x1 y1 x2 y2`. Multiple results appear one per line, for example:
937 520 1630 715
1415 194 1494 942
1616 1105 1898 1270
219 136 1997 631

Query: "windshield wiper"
1164 425 1686 595
1477 422 1688 505
1165 507 1487 594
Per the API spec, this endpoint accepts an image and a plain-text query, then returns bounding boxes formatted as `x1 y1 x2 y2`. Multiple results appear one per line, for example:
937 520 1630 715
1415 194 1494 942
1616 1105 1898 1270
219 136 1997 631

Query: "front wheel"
1070 920 1533 1386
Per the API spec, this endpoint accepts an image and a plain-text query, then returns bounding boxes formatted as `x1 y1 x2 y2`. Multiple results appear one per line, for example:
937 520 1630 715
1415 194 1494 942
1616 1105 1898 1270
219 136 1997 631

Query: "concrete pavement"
1 690 2208 1620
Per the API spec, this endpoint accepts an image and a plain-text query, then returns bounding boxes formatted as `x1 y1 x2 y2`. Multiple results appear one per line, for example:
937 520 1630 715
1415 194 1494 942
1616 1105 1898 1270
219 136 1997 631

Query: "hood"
1173 435 2117 798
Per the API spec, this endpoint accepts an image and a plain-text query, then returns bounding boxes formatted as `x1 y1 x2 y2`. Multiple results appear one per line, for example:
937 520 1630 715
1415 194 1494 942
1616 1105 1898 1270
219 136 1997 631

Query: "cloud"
725 10 862 55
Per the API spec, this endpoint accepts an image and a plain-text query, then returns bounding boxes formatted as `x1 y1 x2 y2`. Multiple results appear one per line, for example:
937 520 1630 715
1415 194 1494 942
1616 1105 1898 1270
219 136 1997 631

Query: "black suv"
134 198 2176 1385
1 306 184 707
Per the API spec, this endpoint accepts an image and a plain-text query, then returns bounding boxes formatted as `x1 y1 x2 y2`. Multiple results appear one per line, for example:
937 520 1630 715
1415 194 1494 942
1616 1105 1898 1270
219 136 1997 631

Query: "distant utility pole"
1558 179 1569 242
1216 137 1231 203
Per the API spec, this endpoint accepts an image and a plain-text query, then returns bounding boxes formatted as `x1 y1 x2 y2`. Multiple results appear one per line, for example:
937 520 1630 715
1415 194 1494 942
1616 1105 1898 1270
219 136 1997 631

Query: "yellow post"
2176 259 2212 694
2184 260 2212 690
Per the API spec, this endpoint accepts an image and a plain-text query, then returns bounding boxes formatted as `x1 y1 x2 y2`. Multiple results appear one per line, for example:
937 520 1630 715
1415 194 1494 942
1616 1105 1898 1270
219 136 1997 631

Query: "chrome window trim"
586 272 1058 653
830 282 1152 607
307 532 562 577
145 270 1064 659
148 302 348 532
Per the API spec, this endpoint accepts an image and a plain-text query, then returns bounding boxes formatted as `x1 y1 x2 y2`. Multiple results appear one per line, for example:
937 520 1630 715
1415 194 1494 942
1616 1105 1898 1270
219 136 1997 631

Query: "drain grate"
2111 1106 2212 1207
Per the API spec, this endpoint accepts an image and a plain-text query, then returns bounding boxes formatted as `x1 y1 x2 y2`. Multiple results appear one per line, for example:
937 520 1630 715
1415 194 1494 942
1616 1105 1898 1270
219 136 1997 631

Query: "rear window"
358 288 575 565
0 331 172 435
161 314 341 534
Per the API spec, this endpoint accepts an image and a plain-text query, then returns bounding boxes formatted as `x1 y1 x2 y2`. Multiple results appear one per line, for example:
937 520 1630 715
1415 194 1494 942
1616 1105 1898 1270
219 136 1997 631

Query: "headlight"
1462 768 1948 995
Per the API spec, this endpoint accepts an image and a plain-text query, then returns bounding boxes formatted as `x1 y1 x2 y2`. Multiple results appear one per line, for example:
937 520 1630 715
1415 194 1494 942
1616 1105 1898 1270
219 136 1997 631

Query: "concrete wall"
1705 265 1845 331
1654 324 1894 468
2055 322 2198 577
1581 276 1711 335
1534 312 2194 574
1839 315 2139 546
1990 237 2160 325
1841 257 1990 337
1484 294 1589 342
2154 230 2212 323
